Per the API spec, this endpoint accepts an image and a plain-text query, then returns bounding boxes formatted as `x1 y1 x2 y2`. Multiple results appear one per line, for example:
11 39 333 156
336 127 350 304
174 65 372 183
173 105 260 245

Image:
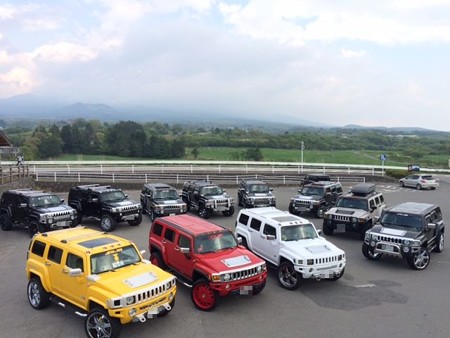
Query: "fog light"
128 308 137 317
371 241 376 246
309 268 313 273
168 292 174 301
403 247 410 253
226 284 231 289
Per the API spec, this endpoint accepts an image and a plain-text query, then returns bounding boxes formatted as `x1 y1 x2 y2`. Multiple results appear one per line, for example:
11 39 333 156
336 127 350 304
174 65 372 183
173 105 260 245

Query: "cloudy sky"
1 0 450 130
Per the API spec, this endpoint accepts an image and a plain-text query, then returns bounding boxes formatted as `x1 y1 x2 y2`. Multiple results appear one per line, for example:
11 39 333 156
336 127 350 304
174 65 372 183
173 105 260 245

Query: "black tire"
315 206 326 219
359 222 372 241
238 195 243 207
322 222 334 236
100 214 116 232
141 203 147 214
288 203 297 215
150 252 166 270
399 181 405 187
277 261 301 290
76 211 83 225
198 206 211 219
240 237 249 249
191 279 217 311
362 243 382 260
416 184 422 190
222 206 235 217
252 280 266 295
128 213 142 226
28 222 40 238
27 278 50 310
407 247 430 270
150 210 157 222
434 231 444 253
85 307 121 338
0 213 12 231
157 298 175 318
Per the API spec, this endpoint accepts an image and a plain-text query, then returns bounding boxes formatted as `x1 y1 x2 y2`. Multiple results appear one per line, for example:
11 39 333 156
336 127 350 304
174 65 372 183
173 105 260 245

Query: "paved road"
1 178 450 338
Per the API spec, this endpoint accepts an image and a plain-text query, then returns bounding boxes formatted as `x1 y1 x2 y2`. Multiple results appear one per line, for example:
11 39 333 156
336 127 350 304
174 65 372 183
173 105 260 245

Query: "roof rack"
351 183 376 196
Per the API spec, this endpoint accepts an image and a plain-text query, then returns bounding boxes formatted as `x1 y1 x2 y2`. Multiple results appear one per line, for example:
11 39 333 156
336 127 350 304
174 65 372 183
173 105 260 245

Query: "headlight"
222 273 231 282
125 296 135 305
404 240 410 245
352 217 358 223
111 207 119 213
307 259 314 265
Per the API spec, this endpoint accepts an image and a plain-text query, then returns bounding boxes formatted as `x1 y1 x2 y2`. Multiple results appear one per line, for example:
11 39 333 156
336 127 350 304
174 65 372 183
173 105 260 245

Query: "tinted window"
238 213 250 226
164 228 175 242
48 246 63 264
250 218 262 231
263 224 276 238
178 235 191 249
31 240 46 257
152 223 163 237
66 253 84 272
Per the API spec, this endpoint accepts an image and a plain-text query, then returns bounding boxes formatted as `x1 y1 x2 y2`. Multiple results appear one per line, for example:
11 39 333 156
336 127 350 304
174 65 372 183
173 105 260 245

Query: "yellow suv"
26 226 177 338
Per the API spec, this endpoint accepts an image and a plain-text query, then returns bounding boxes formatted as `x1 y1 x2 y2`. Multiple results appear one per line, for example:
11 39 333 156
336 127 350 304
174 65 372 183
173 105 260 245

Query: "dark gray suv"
362 202 445 270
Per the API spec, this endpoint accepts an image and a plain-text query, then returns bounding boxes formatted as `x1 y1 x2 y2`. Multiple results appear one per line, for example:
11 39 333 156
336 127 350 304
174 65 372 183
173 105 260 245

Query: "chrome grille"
229 266 260 281
119 205 140 212
314 256 340 265
48 211 73 220
163 204 185 211
294 200 312 207
132 278 176 305
332 215 350 222
376 235 406 244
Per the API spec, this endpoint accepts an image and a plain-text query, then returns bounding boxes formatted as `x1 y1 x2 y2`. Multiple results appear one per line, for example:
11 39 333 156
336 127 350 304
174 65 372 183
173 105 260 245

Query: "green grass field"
54 147 449 168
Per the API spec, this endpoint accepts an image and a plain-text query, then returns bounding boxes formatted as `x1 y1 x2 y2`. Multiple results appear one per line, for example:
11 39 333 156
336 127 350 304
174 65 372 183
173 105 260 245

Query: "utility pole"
300 141 305 173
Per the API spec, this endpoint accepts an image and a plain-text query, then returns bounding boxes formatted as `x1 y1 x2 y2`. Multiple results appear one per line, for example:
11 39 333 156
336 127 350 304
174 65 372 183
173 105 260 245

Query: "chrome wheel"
408 247 430 270
85 308 121 338
278 261 301 290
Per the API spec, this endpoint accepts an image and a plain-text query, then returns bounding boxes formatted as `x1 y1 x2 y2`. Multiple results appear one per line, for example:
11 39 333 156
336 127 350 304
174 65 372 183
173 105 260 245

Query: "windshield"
200 186 223 196
99 191 126 202
380 212 422 230
90 245 141 274
195 231 237 253
336 197 368 211
300 186 324 196
248 184 269 193
154 189 178 200
281 224 318 241
30 195 61 207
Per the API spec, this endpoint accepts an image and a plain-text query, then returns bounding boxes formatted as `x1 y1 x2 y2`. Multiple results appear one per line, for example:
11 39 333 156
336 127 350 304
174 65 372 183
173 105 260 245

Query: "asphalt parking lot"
1 178 450 338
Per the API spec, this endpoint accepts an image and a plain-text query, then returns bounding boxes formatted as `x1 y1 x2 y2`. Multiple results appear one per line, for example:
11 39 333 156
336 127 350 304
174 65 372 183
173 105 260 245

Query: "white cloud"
32 42 97 63
340 49 367 58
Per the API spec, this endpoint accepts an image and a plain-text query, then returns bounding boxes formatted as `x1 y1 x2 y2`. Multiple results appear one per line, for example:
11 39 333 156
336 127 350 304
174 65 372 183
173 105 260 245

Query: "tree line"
4 118 450 164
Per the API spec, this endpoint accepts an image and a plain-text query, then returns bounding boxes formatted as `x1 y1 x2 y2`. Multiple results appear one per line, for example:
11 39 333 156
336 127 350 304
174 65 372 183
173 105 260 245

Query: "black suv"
362 202 445 270
323 183 386 239
0 188 77 237
288 181 343 218
140 183 187 220
301 174 331 186
181 180 235 218
68 184 142 232
237 179 276 208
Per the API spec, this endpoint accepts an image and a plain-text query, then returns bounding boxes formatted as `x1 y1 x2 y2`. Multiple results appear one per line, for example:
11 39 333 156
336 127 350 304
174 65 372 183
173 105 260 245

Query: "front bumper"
209 271 267 297
294 261 346 280
366 240 419 258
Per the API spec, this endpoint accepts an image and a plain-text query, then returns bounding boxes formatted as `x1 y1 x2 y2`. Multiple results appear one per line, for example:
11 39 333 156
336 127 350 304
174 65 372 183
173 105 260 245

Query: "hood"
370 224 421 240
34 205 74 213
330 207 367 217
89 261 173 296
296 194 320 201
197 247 262 272
104 199 139 208
281 238 344 258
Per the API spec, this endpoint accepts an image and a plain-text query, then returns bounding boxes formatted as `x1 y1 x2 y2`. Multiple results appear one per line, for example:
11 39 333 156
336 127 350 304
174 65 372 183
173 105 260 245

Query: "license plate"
56 221 69 227
123 215 136 221
382 244 394 252
169 213 175 216
336 224 346 233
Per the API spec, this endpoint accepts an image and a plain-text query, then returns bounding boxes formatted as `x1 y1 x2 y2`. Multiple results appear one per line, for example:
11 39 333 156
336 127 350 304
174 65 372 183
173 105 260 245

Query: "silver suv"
399 174 438 190
323 183 385 240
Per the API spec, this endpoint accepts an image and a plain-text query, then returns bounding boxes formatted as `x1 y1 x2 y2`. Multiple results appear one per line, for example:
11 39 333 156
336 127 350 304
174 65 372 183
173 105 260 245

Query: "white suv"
235 207 346 290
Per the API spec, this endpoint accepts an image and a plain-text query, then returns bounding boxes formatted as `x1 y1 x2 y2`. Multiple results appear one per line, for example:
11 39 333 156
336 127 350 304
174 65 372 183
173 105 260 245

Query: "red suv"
149 214 267 311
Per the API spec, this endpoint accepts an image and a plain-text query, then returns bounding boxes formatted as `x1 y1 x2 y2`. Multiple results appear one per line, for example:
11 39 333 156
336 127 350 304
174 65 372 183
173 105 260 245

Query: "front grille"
332 215 350 222
313 256 340 265
163 204 185 212
119 205 140 212
48 211 73 220
214 199 232 207
376 235 406 244
294 200 312 207
130 278 176 306
253 198 271 205
228 266 261 281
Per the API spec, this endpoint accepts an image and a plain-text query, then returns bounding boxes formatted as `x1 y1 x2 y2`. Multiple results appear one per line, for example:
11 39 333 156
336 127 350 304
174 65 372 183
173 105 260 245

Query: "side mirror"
237 237 243 244
90 198 99 203
317 229 323 235
140 249 146 256
60 199 65 204
266 235 276 241
180 247 190 254
19 203 28 208
68 268 83 277
427 223 436 230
